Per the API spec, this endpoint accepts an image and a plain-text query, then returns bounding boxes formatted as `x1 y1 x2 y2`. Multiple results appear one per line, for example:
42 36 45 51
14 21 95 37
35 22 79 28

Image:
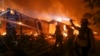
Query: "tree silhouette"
83 0 100 27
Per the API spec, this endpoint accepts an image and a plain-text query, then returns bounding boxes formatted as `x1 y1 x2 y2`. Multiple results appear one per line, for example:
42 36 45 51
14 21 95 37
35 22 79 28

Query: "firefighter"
70 18 95 56
54 23 63 50
66 25 75 56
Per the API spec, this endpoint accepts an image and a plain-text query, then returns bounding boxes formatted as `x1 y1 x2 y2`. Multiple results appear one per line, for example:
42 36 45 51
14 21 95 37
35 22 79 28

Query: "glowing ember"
49 24 56 34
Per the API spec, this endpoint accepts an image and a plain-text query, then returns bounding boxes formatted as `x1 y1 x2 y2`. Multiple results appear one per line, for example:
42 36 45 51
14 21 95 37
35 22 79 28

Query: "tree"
83 0 100 27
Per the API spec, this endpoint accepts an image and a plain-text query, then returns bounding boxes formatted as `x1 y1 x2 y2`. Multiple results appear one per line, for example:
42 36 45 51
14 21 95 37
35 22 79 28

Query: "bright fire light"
71 26 75 29
63 25 67 31
63 32 68 37
73 30 79 36
1 9 5 11
93 32 98 35
48 36 52 38
63 25 68 37
75 23 81 27
55 17 62 22
1 32 6 36
10 10 15 14
52 16 70 22
18 22 23 25
34 32 38 37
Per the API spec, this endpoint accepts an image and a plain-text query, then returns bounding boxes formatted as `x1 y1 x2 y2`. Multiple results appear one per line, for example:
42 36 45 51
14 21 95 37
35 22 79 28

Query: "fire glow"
63 25 68 37
1 0 80 36
1 32 6 36
51 15 70 22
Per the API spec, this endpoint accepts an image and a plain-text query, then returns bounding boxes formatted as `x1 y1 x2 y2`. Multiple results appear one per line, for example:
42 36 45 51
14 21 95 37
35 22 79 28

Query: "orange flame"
73 30 79 36
1 32 6 36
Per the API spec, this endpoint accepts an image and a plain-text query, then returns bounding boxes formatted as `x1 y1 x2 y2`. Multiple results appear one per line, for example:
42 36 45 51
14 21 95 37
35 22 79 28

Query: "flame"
63 32 68 37
18 22 22 25
49 24 56 34
10 10 15 14
3 0 86 24
48 36 52 38
63 25 67 31
34 32 38 37
63 25 68 37
73 30 79 36
1 32 6 36
75 23 81 27
51 15 70 22
1 9 5 11
71 26 75 29
93 32 98 35
45 35 55 45
0 0 88 37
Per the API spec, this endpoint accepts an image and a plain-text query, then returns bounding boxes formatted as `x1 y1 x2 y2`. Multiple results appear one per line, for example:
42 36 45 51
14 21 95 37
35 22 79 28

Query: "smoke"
3 0 88 23
0 0 99 35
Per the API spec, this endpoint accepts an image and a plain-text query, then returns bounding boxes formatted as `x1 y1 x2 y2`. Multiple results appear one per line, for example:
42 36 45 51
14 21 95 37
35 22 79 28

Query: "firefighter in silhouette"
36 20 44 41
5 8 18 49
66 25 75 56
70 18 95 56
54 22 63 50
